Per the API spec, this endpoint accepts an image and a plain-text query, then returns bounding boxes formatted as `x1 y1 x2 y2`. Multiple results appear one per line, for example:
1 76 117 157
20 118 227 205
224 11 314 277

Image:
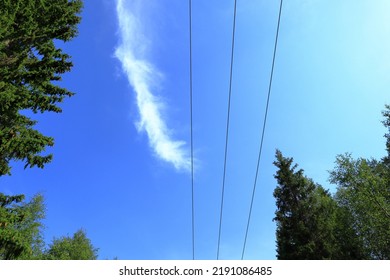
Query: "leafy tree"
0 0 83 176
331 199 368 259
0 193 98 260
44 229 98 260
329 105 390 259
0 193 45 259
273 150 338 259
330 156 390 259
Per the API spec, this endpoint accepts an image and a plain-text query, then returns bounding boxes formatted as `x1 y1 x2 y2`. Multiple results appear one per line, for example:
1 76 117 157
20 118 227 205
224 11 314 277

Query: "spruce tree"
273 150 337 259
0 0 83 175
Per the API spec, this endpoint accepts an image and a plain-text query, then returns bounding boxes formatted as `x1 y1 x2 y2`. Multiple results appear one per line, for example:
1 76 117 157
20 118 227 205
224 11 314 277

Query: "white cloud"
114 0 190 171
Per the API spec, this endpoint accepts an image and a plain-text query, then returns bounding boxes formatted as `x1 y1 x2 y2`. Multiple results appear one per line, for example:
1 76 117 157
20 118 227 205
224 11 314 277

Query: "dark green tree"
273 150 338 259
0 0 83 176
0 193 45 259
44 229 98 260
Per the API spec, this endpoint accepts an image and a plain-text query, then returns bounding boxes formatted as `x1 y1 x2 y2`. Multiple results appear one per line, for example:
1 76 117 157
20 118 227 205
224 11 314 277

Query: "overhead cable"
217 0 238 260
241 0 284 260
189 0 195 260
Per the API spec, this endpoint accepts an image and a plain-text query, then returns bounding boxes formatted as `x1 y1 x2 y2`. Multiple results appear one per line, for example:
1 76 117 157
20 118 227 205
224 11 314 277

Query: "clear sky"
1 0 390 260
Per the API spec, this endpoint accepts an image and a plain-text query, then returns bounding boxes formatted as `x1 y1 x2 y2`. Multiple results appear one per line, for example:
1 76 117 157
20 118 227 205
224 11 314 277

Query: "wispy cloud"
114 0 190 171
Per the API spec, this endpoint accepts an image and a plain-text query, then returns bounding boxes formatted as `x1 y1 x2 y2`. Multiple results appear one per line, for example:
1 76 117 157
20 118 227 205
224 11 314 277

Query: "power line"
189 0 195 260
241 0 284 260
217 0 238 260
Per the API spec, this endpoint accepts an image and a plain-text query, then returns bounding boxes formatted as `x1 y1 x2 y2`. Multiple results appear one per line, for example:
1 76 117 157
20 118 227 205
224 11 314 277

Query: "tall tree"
0 0 83 176
273 150 337 259
44 229 98 260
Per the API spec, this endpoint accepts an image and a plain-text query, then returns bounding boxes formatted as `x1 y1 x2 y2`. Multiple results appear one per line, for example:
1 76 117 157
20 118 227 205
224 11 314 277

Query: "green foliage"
273 150 338 259
382 104 390 167
330 155 390 259
331 204 367 259
329 105 390 259
0 193 98 260
0 193 45 259
273 105 390 259
43 229 98 260
0 0 83 176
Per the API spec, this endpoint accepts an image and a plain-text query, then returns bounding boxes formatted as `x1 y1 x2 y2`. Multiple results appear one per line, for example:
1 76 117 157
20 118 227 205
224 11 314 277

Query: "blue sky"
1 0 390 260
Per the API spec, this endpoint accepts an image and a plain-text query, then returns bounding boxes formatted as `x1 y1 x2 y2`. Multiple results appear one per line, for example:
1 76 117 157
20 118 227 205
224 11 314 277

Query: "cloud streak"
114 0 190 171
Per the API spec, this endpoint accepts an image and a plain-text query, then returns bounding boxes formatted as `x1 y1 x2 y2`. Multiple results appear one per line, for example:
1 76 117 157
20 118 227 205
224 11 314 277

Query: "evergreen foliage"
0 0 83 176
273 150 337 259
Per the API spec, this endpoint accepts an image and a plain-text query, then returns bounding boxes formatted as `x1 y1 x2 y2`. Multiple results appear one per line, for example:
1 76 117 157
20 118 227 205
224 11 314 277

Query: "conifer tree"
0 0 83 175
273 150 337 259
